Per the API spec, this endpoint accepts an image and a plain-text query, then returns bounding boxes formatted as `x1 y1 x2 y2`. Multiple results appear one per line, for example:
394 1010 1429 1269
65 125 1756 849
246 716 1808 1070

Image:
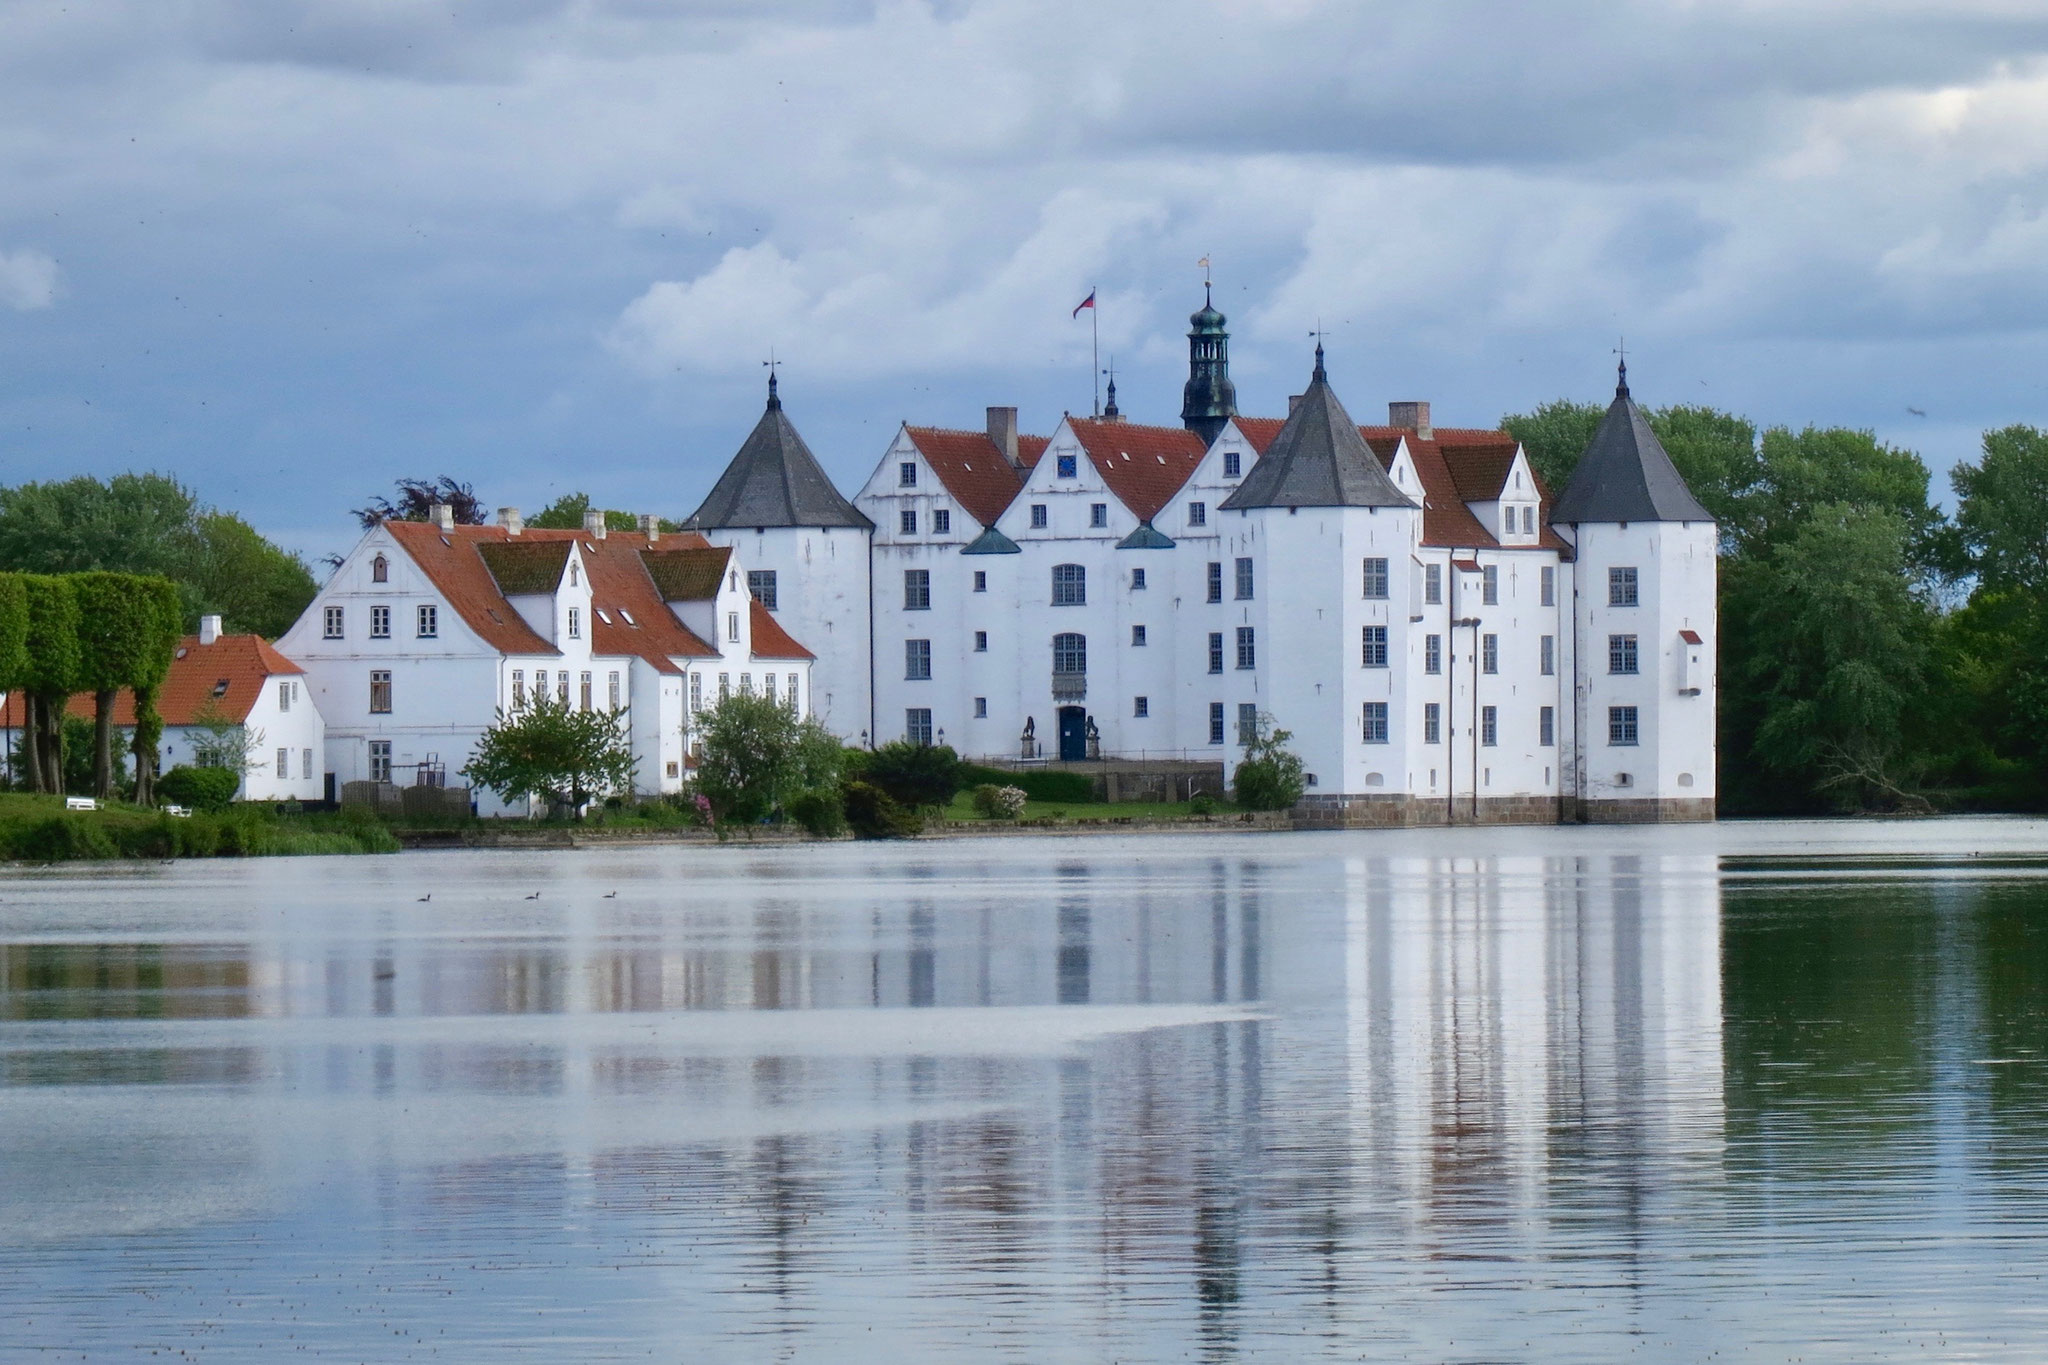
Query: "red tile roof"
749 600 814 660
1067 419 1210 524
904 426 1048 527
0 634 301 728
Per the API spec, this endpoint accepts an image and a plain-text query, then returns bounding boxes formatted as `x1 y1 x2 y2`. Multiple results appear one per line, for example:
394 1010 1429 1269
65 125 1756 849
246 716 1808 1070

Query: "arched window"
1051 563 1086 606
569 562 579 587
371 554 388 584
1052 633 1087 675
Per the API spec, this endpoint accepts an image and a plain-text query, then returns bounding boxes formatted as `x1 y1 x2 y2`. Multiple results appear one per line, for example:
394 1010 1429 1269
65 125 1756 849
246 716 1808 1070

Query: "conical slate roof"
683 378 873 531
1220 349 1417 511
1551 365 1712 525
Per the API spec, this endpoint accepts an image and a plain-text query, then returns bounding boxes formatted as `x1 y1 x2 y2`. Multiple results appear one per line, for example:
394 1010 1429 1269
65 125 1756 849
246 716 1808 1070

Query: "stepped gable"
683 377 872 532
1067 419 1209 524
0 634 302 728
1551 362 1712 525
903 426 1048 527
1221 350 1416 512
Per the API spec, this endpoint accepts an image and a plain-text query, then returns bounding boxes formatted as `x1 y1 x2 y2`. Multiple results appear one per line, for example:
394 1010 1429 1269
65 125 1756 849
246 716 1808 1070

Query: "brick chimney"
429 502 455 532
496 506 523 536
1388 401 1432 439
199 614 221 646
582 508 607 539
987 406 1020 467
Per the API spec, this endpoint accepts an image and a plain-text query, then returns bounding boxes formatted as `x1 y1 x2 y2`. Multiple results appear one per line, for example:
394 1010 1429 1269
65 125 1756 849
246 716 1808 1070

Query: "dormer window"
371 555 388 584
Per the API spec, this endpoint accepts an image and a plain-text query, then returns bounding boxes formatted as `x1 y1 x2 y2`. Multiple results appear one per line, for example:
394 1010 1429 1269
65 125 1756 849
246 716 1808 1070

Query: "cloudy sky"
4 0 2048 562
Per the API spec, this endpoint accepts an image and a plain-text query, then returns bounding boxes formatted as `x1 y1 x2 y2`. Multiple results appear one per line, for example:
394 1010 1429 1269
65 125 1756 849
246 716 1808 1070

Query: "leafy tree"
462 698 635 815
1954 425 2048 593
529 493 681 533
19 576 80 794
1747 426 1947 574
354 476 487 529
1231 714 1306 811
183 512 319 637
1500 400 1604 493
69 573 183 799
126 576 184 807
863 740 965 811
1653 406 1763 541
186 699 266 779
692 692 840 828
0 573 28 697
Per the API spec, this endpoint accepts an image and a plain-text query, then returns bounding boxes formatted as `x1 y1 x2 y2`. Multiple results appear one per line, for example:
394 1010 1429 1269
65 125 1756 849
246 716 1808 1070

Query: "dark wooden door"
1057 707 1087 762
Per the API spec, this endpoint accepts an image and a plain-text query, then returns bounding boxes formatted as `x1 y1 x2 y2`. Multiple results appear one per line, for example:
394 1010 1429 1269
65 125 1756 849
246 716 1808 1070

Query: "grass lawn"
0 791 399 861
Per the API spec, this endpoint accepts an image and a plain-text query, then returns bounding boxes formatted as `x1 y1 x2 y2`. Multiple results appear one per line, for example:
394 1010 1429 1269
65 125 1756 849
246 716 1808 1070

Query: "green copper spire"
1180 283 1237 445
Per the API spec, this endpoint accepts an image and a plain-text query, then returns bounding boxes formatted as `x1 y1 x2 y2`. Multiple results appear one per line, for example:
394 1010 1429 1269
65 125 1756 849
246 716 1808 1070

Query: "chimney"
199 614 221 646
987 406 1021 467
582 508 608 539
1288 393 1305 416
429 502 455 532
496 506 523 536
637 513 660 544
1388 401 1432 439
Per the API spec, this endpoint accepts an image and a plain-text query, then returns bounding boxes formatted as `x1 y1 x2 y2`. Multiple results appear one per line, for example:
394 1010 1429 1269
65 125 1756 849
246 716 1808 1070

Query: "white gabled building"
276 506 812 814
741 288 1719 825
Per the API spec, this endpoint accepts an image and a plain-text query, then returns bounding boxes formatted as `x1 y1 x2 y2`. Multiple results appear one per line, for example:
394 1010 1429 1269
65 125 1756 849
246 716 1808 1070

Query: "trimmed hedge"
960 764 1095 804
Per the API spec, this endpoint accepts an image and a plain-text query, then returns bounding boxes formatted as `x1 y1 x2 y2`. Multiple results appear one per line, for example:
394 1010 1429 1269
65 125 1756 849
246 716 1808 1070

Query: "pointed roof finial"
1102 357 1120 419
1310 324 1328 382
764 349 782 409
1613 337 1629 398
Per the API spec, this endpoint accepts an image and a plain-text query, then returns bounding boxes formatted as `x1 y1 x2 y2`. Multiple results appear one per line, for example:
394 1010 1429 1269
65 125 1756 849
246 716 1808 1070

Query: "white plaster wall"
705 524 871 739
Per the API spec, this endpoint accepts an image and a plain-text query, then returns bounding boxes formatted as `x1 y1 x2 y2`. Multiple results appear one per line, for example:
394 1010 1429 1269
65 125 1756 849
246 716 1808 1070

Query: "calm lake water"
4 819 2048 1362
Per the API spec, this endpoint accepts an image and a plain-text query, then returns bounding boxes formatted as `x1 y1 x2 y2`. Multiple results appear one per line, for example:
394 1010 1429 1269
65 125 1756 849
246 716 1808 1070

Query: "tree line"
1503 401 2048 813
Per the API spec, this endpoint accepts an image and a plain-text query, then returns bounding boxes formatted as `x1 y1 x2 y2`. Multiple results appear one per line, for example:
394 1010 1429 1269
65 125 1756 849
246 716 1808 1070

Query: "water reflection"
2 824 2047 1360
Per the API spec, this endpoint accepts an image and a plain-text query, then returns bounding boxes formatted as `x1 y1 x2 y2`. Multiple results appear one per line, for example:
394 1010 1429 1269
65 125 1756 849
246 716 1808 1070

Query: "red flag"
1072 290 1095 318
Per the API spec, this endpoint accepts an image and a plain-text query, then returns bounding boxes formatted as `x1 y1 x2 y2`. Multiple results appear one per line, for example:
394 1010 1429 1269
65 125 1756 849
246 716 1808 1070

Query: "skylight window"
619 609 636 626
211 679 230 697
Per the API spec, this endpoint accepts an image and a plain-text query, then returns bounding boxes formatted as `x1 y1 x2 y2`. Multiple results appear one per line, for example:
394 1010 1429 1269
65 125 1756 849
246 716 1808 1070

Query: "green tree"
19 576 81 794
1231 714 1307 811
1500 399 1605 493
529 493 680 533
183 512 319 637
694 692 813 827
1954 425 2048 593
1747 426 1948 575
863 739 965 811
126 576 184 807
69 572 181 800
462 698 636 815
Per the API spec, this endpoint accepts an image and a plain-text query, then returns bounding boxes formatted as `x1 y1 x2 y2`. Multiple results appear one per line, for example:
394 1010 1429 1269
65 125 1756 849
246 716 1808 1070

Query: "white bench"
64 797 97 812
161 804 191 818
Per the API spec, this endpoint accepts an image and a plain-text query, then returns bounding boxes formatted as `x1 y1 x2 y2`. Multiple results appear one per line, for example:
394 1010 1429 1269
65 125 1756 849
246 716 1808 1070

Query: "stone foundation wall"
1294 792 1711 829
1573 796 1717 824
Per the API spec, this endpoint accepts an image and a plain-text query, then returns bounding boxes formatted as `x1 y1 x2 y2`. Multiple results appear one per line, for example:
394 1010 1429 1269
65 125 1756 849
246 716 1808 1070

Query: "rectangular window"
1234 557 1254 600
276 746 289 779
557 673 570 706
1134 696 1149 718
1540 705 1555 747
688 673 701 713
1206 562 1222 603
369 670 392 714
765 673 776 703
1362 701 1388 743
1057 452 1077 478
1610 566 1639 607
748 569 777 610
608 671 621 709
534 669 546 702
1236 626 1256 670
1482 564 1499 605
974 696 987 718
1482 705 1497 746
1052 562 1086 606
368 740 392 783
726 611 740 643
564 607 578 640
906 708 934 745
1052 633 1087 673
974 630 988 652
904 569 931 611
1541 635 1555 676
1362 557 1389 600
1030 504 1048 529
1090 503 1107 528
579 671 592 710
1424 702 1441 744
1361 625 1388 668
973 570 987 593
370 605 390 639
323 605 344 639
739 673 754 696
1237 703 1260 746
1610 705 1640 745
718 672 730 700
1482 634 1498 674
1131 567 1146 590
1224 450 1241 478
899 509 917 536
1131 624 1147 647
420 604 443 638
1609 634 1639 675
1524 505 1536 534
787 673 799 713
512 670 526 708
932 509 950 534
1425 633 1442 675
899 460 918 488
1188 501 1208 527
1208 632 1224 674
303 748 313 780
905 638 932 680
1424 563 1442 605
1209 703 1225 745
278 681 292 712
1541 564 1556 606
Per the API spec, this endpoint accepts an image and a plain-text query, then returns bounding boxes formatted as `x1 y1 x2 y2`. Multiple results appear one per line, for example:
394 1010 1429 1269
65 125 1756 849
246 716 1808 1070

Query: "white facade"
699 524 871 738
157 671 326 803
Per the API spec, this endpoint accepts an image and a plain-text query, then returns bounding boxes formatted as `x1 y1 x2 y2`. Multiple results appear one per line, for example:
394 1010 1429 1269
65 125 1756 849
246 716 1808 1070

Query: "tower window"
1483 633 1499 674
1610 567 1640 607
1131 624 1147 647
1425 563 1442 605
1541 634 1555 676
974 697 987 718
1541 565 1556 606
1609 634 1639 675
1361 625 1387 668
1131 567 1146 590
1362 702 1388 744
1425 633 1442 675
1235 626 1256 670
1424 703 1441 744
1234 557 1254 600
974 630 988 652
905 639 932 680
1481 706 1498 746
1540 705 1555 747
1362 557 1389 600
1482 565 1499 605
1133 696 1149 718
749 569 777 611
973 570 987 593
1609 705 1640 746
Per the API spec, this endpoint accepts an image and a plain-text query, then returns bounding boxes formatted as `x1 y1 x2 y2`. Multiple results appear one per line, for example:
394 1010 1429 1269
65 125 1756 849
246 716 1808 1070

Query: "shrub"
8 815 118 863
1188 792 1219 816
786 786 848 837
971 784 1027 819
158 765 241 812
842 780 919 839
1232 716 1307 811
960 764 1094 803
865 741 965 810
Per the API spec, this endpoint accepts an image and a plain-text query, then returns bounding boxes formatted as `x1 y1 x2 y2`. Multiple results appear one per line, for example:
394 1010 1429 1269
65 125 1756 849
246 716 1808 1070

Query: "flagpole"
1091 285 1100 418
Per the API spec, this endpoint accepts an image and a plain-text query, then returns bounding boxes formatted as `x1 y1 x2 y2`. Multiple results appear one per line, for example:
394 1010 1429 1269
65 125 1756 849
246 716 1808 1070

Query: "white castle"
285 291 1716 824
